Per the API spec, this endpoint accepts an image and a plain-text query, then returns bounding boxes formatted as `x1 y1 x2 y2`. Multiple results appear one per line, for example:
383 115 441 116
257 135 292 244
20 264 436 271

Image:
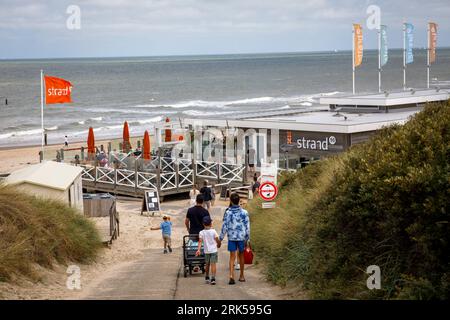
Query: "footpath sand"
0 198 301 300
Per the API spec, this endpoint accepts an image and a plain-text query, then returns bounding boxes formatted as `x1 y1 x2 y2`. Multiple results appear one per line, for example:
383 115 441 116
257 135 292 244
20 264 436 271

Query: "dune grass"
0 185 102 282
249 101 450 299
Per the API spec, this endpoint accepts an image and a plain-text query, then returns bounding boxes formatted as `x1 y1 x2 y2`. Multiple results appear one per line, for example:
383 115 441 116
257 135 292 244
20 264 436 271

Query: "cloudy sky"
0 0 448 59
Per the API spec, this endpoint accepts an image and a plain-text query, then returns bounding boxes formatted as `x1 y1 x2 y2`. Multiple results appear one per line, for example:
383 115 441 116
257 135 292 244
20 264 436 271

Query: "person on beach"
151 215 173 254
200 180 213 210
185 194 210 236
219 193 250 285
196 216 221 285
189 184 200 207
64 135 69 147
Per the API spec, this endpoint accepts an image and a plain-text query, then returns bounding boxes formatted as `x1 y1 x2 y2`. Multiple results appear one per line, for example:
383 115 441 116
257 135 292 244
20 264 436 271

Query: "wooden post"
217 162 221 185
81 146 85 161
108 142 112 154
175 160 179 192
134 158 138 195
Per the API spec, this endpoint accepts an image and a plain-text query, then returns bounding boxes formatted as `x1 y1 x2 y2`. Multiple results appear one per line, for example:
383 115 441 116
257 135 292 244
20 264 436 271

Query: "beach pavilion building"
5 161 84 212
182 89 449 171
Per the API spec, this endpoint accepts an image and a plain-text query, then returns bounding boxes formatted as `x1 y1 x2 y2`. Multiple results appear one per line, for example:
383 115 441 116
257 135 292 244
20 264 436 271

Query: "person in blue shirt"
219 193 250 285
151 215 173 254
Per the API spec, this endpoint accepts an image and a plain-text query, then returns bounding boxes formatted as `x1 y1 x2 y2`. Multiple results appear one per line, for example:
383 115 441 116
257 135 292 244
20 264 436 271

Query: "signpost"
141 189 161 216
259 181 278 202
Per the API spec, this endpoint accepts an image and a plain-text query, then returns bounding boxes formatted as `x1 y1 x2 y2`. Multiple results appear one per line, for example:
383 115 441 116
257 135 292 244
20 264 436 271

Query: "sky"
0 0 449 59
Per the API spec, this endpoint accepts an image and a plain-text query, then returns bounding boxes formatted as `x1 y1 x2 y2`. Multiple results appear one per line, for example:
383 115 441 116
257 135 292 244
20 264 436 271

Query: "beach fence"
52 147 245 198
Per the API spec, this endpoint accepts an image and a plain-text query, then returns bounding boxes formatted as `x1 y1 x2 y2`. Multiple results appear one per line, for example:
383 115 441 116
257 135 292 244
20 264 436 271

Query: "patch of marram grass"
0 185 102 282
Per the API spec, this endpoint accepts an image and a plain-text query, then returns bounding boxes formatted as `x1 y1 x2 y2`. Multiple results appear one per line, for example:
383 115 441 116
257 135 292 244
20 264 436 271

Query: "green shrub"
249 101 450 299
0 186 102 282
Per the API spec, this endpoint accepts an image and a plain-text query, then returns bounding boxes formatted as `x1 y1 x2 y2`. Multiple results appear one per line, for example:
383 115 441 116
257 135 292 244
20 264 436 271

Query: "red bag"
244 242 254 264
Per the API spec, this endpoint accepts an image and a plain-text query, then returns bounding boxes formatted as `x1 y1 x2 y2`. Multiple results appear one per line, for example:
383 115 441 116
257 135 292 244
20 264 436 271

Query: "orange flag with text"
429 22 438 64
44 75 73 104
353 24 363 67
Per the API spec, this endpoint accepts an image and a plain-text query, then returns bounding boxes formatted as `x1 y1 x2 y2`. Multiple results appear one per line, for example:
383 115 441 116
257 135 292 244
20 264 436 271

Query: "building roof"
184 107 421 134
5 161 83 191
319 88 449 107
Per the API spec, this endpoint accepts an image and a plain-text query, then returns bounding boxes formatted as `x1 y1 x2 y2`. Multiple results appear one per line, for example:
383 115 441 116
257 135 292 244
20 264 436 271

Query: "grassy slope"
0 186 102 282
249 101 450 299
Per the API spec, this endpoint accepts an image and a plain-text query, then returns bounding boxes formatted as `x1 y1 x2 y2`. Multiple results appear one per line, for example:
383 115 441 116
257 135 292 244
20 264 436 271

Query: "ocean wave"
94 93 341 112
0 128 43 140
131 116 163 125
87 117 103 122
182 110 235 117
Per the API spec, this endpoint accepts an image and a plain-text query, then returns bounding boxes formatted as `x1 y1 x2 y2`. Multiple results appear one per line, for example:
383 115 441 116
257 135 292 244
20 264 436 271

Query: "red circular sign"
259 181 278 201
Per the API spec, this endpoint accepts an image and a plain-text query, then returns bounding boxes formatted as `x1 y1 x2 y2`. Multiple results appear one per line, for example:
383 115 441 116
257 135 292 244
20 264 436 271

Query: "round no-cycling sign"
259 181 278 202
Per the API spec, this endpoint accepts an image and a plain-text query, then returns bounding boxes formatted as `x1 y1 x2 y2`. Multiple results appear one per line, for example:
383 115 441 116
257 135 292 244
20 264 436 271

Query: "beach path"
78 200 288 300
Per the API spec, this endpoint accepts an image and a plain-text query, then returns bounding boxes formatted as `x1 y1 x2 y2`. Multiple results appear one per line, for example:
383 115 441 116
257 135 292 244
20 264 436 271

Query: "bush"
249 101 450 299
0 186 102 282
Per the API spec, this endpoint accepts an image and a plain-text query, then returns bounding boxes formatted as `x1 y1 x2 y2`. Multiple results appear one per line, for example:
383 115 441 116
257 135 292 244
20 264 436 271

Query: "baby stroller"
182 235 206 278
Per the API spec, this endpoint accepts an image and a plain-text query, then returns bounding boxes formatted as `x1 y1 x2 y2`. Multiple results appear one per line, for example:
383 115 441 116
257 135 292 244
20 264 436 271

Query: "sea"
0 49 449 147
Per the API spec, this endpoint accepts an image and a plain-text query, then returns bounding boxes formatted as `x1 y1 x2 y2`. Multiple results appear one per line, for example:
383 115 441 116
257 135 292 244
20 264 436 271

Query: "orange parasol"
165 117 172 142
87 127 95 158
123 121 131 152
143 130 151 160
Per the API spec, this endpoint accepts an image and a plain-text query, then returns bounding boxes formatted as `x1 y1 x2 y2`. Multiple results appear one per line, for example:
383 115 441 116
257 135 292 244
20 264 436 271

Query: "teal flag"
380 25 388 66
405 23 414 64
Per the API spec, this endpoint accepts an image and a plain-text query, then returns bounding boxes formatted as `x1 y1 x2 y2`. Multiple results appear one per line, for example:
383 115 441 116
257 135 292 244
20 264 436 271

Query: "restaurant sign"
297 136 336 151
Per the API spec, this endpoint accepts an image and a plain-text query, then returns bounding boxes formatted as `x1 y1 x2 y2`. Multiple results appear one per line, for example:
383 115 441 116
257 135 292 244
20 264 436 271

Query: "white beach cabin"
5 161 84 212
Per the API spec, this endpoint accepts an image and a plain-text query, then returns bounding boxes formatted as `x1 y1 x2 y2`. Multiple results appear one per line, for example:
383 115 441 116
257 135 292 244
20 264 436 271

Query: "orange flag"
44 75 73 104
353 24 363 67
429 22 438 64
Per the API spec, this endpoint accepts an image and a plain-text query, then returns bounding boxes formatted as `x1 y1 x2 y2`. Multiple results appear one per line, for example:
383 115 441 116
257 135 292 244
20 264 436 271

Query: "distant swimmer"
64 135 69 147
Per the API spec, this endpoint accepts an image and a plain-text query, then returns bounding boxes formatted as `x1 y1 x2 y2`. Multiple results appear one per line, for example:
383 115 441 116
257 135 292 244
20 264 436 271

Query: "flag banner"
353 24 363 67
405 23 414 64
44 75 73 104
429 22 438 64
380 25 388 67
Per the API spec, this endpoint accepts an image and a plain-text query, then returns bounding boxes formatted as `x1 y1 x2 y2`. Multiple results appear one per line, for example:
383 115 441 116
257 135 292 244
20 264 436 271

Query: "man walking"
219 193 250 285
185 194 210 236
200 180 213 210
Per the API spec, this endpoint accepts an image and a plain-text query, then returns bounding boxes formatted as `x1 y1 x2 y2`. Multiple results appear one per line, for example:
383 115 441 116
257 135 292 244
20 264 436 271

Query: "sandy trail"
76 200 290 300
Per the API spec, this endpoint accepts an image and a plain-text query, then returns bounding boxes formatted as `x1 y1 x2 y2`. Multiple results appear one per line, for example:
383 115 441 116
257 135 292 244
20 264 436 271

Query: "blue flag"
380 25 388 66
405 23 414 64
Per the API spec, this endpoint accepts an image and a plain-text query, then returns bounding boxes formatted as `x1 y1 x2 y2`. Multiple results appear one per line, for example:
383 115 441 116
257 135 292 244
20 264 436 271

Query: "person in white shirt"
196 216 221 285
189 184 200 206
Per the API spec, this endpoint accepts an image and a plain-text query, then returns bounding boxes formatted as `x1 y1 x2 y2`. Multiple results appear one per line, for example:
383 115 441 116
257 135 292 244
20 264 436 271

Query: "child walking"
196 216 221 285
151 215 173 254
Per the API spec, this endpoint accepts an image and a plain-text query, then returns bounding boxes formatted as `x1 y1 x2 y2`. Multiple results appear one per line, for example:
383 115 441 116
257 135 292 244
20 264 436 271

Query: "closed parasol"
123 121 131 152
87 127 95 159
143 130 151 160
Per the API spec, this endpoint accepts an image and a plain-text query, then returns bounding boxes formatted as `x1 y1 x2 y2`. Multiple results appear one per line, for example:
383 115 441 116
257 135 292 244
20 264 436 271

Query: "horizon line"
2 47 450 62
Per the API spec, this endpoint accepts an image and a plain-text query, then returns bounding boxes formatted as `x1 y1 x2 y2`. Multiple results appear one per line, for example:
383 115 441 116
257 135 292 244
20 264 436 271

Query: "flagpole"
352 26 355 95
40 69 44 157
403 23 406 91
378 27 381 93
427 23 430 89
